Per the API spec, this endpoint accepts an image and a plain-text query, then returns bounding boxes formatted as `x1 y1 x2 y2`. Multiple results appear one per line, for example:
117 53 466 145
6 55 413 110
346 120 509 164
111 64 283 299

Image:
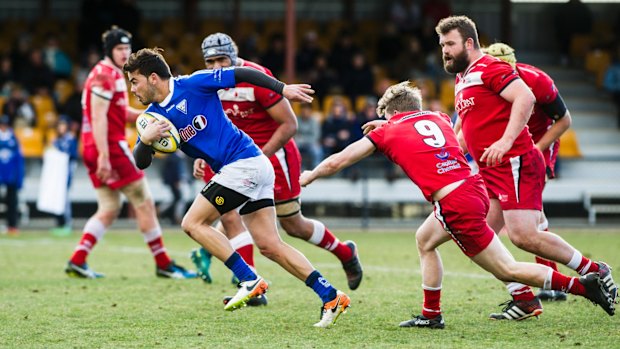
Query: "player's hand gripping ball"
135 112 180 153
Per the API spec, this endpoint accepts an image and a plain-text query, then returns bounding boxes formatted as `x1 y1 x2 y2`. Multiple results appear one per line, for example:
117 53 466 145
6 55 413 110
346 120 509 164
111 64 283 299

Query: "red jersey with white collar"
366 111 471 202
81 59 129 148
218 59 284 147
516 63 558 143
454 54 534 168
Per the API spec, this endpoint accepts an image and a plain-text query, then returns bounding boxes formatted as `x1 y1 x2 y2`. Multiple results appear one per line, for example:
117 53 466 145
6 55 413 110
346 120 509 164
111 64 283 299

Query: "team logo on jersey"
435 148 450 160
178 115 207 143
215 196 225 206
179 125 197 142
176 99 187 114
455 96 475 113
192 115 207 130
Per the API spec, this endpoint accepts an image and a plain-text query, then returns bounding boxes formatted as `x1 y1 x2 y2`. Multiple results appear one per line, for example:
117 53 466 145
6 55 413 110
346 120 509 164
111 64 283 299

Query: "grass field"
1 227 618 348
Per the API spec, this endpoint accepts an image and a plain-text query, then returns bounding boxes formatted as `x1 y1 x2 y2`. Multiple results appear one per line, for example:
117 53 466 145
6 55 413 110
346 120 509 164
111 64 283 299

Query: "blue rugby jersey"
144 67 260 172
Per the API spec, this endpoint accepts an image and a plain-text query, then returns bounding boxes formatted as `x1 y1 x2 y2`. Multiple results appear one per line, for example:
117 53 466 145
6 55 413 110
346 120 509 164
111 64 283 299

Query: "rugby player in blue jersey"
124 47 350 328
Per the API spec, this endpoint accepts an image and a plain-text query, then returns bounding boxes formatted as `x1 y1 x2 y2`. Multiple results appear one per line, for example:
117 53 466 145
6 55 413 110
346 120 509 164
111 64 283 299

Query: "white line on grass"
0 238 493 280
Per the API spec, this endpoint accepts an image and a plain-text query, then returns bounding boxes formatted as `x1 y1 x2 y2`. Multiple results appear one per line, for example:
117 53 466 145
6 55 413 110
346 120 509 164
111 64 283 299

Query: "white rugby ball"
135 112 180 153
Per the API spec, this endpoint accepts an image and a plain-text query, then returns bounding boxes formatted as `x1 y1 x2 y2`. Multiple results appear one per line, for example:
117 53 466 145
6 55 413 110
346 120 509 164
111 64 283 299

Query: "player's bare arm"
480 79 535 166
262 99 298 158
452 117 469 153
192 159 207 179
234 67 314 103
536 94 572 151
536 110 571 151
125 106 145 123
300 137 376 186
361 120 387 135
91 92 112 182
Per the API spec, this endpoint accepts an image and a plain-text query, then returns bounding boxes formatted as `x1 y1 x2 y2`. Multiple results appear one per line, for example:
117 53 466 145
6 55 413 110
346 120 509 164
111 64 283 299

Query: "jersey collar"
159 79 175 108
461 53 486 77
100 58 123 74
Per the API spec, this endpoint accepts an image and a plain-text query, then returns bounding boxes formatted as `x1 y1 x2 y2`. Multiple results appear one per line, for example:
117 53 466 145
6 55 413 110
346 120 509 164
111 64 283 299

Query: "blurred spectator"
75 48 102 85
329 30 361 73
603 43 620 128
342 52 375 104
392 36 428 80
2 85 36 128
376 23 402 67
554 0 593 66
357 97 399 180
307 54 340 103
295 104 323 170
10 34 33 81
59 77 85 136
21 49 55 96
389 0 423 35
0 114 25 236
422 0 452 26
0 56 16 92
261 33 285 77
160 152 189 225
50 116 79 236
296 31 323 74
321 98 351 156
43 34 73 79
427 98 447 114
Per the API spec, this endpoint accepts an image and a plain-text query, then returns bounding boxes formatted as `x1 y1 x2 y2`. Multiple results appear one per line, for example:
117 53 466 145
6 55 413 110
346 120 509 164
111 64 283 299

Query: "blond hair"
484 42 517 68
376 81 422 117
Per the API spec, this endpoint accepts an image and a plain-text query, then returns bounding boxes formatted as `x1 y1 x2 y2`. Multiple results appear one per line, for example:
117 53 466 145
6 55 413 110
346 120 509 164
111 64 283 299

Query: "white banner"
36 147 69 215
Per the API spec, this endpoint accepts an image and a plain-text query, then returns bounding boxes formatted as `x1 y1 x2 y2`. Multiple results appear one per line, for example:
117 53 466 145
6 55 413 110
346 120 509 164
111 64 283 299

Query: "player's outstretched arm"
300 137 376 186
361 120 387 135
234 67 314 103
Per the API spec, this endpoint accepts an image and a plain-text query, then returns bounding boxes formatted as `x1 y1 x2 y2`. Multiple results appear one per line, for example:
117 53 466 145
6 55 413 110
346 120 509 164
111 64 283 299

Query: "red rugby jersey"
81 60 129 148
366 111 471 202
517 62 559 143
218 59 284 147
454 54 535 168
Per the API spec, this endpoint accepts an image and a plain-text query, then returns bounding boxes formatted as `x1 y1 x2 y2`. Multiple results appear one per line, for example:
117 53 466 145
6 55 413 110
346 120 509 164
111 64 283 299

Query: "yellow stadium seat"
413 78 437 100
200 20 227 38
439 79 455 111
322 95 353 117
585 50 611 88
45 128 57 147
354 95 375 113
54 79 74 105
558 129 582 158
125 126 138 152
14 127 44 158
30 95 58 129
570 34 592 60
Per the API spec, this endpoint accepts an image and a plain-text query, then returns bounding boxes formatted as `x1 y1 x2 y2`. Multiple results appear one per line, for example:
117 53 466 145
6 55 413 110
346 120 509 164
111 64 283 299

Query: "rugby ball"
135 112 180 153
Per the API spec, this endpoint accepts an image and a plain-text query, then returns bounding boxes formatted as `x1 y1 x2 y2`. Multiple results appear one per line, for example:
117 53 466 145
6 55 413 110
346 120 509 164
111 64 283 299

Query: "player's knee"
255 240 281 260
95 210 120 225
180 215 198 237
415 232 434 253
280 218 304 238
508 230 536 250
257 245 279 260
122 179 152 207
